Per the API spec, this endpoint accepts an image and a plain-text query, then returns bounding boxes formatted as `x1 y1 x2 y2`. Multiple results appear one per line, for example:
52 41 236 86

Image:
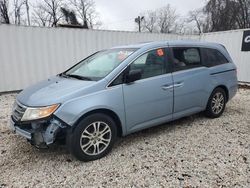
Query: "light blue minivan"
10 41 238 161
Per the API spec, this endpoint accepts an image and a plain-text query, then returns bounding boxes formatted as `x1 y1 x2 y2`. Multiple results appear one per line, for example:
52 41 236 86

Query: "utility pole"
135 16 144 32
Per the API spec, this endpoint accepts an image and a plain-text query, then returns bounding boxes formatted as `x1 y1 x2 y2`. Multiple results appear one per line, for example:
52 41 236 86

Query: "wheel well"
74 109 123 137
215 85 229 102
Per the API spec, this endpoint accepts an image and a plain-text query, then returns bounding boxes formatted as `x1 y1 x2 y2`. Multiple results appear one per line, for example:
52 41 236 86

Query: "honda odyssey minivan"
10 41 238 161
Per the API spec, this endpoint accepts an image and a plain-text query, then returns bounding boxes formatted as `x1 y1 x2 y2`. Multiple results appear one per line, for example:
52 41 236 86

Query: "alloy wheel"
211 92 225 114
80 121 112 156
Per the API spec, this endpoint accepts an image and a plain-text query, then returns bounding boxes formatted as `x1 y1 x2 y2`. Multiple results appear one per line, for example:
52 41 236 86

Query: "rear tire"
67 113 117 161
205 87 226 118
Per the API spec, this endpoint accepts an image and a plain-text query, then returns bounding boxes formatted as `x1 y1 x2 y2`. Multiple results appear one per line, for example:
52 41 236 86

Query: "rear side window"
202 48 229 67
172 48 201 71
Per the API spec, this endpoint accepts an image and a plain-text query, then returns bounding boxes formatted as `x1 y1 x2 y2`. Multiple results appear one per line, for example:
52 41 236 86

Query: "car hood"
17 76 96 106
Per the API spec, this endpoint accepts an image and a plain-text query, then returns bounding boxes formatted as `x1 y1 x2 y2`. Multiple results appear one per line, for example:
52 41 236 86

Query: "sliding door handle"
174 83 184 88
161 85 174 90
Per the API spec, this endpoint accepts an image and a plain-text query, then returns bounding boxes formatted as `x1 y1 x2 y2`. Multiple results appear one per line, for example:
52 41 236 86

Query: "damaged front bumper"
10 115 68 148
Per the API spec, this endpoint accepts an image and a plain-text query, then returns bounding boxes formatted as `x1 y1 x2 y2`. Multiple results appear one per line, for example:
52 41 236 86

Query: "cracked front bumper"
10 118 32 139
10 115 68 148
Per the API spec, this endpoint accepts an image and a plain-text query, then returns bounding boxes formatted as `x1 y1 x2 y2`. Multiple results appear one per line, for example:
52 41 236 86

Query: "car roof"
111 40 232 63
112 40 224 50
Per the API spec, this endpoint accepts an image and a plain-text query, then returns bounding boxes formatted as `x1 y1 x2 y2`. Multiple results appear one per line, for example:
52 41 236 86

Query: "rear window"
202 48 229 67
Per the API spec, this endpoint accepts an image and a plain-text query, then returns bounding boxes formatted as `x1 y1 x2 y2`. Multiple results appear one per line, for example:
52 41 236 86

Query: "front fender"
54 86 126 134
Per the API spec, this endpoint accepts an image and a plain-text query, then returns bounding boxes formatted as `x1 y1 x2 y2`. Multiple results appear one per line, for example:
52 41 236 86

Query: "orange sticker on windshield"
118 53 126 61
118 51 130 61
157 49 164 56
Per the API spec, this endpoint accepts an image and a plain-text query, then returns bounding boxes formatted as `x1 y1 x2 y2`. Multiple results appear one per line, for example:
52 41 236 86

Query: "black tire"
205 87 227 118
66 113 117 161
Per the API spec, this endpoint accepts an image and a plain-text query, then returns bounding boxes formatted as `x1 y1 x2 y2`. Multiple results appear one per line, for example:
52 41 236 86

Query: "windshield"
64 48 136 81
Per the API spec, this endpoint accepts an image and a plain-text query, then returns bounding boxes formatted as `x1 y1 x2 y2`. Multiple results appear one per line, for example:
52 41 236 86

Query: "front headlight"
21 104 60 121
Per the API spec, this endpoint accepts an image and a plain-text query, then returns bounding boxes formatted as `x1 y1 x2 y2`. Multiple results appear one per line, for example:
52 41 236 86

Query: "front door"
122 48 174 132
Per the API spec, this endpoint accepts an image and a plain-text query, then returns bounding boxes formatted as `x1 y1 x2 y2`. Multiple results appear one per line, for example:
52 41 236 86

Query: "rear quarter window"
201 48 229 67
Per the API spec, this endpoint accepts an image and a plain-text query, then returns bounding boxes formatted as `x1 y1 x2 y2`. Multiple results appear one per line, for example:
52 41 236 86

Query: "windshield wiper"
65 74 92 81
59 73 69 78
59 73 92 81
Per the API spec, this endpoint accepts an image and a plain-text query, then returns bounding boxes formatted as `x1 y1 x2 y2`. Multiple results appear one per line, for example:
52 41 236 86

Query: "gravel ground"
0 89 250 188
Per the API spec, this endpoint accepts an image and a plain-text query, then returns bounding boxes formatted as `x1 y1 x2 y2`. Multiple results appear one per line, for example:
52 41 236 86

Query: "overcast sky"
95 0 206 31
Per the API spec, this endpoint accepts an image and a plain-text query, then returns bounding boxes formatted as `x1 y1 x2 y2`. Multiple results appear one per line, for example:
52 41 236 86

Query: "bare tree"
36 0 63 27
1 0 101 28
0 0 10 24
187 10 202 34
139 4 179 33
25 0 30 25
87 6 102 29
13 0 25 25
32 4 51 26
140 10 158 33
157 5 179 33
187 9 208 34
172 18 188 34
70 0 101 29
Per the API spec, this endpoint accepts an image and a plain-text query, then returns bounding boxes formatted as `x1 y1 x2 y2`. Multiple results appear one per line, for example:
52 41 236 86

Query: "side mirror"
125 69 142 83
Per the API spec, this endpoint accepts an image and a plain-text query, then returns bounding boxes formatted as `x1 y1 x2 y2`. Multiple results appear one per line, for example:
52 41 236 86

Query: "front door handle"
161 85 174 91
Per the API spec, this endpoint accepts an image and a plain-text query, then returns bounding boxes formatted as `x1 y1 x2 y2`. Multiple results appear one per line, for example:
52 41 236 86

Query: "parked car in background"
10 41 238 161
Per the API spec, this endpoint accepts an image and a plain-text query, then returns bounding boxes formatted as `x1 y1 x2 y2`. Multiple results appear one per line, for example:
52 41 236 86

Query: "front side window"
202 48 229 67
64 49 136 81
129 48 167 80
172 47 201 71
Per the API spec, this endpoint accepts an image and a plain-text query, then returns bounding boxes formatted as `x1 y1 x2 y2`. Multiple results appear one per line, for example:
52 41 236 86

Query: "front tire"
67 113 117 161
205 87 226 118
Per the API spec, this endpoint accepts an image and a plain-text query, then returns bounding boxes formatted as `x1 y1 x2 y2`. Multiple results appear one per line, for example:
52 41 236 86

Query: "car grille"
12 101 27 122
